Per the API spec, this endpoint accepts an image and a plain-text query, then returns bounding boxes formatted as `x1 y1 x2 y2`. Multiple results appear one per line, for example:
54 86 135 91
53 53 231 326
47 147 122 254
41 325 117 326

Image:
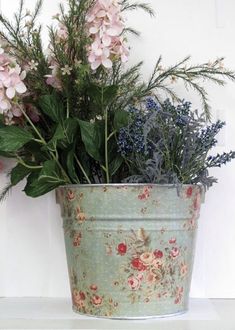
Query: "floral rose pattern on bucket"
68 226 190 314
70 269 118 317
59 184 202 317
112 229 188 305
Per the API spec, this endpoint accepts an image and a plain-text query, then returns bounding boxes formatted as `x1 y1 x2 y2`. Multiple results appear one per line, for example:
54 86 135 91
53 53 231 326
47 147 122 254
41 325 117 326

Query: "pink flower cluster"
0 46 27 115
45 46 62 91
45 61 62 90
56 23 68 41
45 19 68 90
86 0 129 70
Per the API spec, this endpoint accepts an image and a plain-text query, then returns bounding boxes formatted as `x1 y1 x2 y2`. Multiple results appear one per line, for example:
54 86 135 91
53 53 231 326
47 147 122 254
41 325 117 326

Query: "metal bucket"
56 184 204 319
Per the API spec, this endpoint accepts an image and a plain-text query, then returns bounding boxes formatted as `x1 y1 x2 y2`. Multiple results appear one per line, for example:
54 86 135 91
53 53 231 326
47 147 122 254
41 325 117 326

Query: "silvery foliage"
120 98 235 188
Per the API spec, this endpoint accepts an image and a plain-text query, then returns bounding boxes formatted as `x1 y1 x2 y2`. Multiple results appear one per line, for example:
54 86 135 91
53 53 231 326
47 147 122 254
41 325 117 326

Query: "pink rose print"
128 275 141 291
91 295 103 306
140 252 155 265
76 207 86 223
117 242 127 256
147 269 162 284
169 238 176 244
131 258 147 271
137 273 144 281
79 291 86 300
193 193 201 211
90 284 98 291
146 272 157 284
186 187 193 198
67 189 75 201
73 232 82 247
180 263 188 277
170 247 180 259
138 186 151 200
174 286 184 304
72 289 86 309
153 249 163 259
72 289 79 304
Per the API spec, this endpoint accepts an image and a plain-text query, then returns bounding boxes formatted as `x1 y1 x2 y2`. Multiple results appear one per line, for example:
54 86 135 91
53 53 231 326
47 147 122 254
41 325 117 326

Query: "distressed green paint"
57 184 204 318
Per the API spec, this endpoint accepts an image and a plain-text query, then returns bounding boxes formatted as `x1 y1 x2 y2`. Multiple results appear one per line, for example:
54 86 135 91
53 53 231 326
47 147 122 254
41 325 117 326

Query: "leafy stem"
74 154 91 184
19 106 71 184
20 105 46 145
104 106 110 183
107 130 117 141
16 156 43 170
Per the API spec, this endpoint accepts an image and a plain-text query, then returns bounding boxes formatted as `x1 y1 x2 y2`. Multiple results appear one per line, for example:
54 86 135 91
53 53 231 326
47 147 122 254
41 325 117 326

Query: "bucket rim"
58 183 203 189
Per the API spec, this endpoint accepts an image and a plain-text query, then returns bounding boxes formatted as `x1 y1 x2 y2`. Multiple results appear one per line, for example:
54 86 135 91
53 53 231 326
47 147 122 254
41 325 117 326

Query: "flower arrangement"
0 0 235 200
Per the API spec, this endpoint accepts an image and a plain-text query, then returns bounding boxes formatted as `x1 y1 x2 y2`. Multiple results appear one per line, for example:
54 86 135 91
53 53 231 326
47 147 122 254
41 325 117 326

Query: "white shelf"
0 298 234 329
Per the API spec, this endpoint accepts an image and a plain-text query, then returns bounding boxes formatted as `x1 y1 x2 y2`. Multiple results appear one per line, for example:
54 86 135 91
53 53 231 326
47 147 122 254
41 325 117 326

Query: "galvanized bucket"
56 184 204 319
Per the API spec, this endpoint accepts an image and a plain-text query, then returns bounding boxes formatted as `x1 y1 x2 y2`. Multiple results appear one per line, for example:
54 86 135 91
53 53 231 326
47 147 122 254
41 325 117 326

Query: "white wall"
0 0 235 298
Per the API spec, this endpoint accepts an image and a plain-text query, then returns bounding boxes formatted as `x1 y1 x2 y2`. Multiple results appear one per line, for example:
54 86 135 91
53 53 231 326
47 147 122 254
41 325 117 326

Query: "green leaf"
109 155 124 176
114 110 129 130
24 172 58 198
24 161 66 198
38 94 65 123
0 126 33 152
11 163 31 185
0 150 15 158
87 84 119 109
48 119 78 149
38 160 66 185
25 141 48 162
78 120 104 162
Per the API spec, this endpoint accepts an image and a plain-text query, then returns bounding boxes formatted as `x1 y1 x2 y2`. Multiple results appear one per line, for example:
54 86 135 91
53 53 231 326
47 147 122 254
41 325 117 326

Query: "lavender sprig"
207 152 235 168
119 97 235 189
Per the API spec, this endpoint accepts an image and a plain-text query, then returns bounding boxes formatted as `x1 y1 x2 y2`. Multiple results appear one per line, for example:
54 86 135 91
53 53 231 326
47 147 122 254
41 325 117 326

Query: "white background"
0 0 235 299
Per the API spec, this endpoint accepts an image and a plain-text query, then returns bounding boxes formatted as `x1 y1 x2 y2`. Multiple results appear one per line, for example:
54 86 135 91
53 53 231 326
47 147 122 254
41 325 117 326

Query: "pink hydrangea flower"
0 90 11 111
0 46 27 115
0 65 27 99
86 0 129 70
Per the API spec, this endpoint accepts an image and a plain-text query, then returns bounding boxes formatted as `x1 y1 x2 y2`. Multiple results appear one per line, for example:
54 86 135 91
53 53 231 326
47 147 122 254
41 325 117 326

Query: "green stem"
107 130 117 141
20 105 71 184
50 152 71 183
74 154 91 184
20 106 47 145
33 138 44 144
66 98 70 119
104 107 110 183
16 157 43 170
